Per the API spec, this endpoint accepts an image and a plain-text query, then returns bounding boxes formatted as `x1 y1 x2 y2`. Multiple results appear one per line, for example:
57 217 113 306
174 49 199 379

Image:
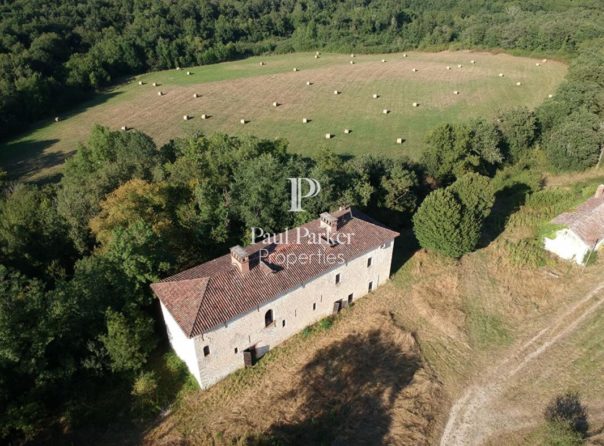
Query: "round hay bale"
412 68 417 72
403 53 408 58
314 55 319 59
536 62 541 66
457 64 462 68
548 94 553 98
138 81 144 85
382 109 389 114
381 59 386 63
54 116 60 122
334 90 340 95
121 125 128 131
453 90 459 95
372 93 379 99
293 67 299 72
412 102 419 107
240 119 247 124
516 82 522 86
157 91 163 96
186 71 191 76
315 51 320 56
396 138 403 144
542 58 547 63
201 114 208 120
350 60 355 64
470 60 476 64
259 61 265 66
325 133 333 139
176 67 180 71
446 66 451 70
183 115 189 121
152 82 157 87
272 101 279 107
302 118 309 124
306 81 312 86
344 129 351 134
350 53 355 58
193 93 198 98
499 73 504 77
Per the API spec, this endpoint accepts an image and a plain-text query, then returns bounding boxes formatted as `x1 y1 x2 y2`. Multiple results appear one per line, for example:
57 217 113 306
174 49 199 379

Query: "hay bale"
396 138 403 144
457 64 462 68
306 81 312 86
176 67 180 71
350 53 355 58
152 82 157 87
240 119 247 124
350 60 355 65
381 59 386 63
382 109 389 114
157 91 163 96
272 101 279 107
193 93 198 98
470 59 476 64
372 93 379 99
412 68 417 72
334 90 340 95
138 81 144 85
536 62 541 66
302 118 309 124
403 53 408 58
325 133 333 139
183 115 189 121
453 90 459 95
259 61 265 66
315 51 320 56
293 67 299 72
542 58 547 63
344 129 351 134
412 102 419 107
446 66 451 70
54 116 60 122
314 55 319 59
498 73 504 77
121 125 128 131
516 82 522 86
201 114 208 120
186 71 191 75
548 94 553 98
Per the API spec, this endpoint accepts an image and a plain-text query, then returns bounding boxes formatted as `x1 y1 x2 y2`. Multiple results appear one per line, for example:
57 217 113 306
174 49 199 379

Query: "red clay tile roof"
151 208 399 337
552 190 604 246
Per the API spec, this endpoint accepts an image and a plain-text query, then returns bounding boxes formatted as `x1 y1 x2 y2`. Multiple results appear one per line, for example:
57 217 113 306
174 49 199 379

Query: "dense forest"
1 0 604 443
1 0 604 139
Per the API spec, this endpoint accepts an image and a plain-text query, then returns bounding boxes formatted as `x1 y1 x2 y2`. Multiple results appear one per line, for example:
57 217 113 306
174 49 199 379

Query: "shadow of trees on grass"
252 329 420 445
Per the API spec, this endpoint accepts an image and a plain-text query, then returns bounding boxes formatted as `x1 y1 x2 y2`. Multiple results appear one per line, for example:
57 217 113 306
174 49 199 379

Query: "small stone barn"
544 185 604 264
151 208 399 388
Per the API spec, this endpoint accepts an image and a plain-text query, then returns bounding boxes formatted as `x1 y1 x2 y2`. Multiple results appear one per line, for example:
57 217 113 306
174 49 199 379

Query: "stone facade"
160 240 394 389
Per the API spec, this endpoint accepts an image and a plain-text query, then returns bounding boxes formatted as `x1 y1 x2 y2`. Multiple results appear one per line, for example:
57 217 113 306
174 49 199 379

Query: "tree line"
2 0 604 139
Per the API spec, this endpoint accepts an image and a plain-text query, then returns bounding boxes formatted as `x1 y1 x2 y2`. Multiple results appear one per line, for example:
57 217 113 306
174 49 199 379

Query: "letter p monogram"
288 178 321 212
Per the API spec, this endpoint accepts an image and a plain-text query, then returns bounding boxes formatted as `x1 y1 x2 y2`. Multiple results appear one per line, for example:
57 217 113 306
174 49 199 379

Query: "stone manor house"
151 208 399 389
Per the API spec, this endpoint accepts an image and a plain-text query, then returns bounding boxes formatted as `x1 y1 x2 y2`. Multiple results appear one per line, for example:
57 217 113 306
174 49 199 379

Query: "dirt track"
440 281 604 445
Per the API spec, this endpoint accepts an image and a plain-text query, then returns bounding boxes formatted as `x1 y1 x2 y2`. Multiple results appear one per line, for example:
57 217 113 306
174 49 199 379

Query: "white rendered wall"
160 302 202 384
544 229 591 265
190 241 395 389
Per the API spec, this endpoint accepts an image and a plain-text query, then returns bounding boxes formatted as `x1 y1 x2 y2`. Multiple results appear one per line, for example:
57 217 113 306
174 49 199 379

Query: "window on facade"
313 303 316 310
367 257 372 267
282 320 286 327
335 273 341 284
203 345 210 357
368 281 373 292
265 309 274 327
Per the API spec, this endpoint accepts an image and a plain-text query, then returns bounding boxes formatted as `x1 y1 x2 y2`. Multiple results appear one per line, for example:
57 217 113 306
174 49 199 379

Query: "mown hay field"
0 51 566 181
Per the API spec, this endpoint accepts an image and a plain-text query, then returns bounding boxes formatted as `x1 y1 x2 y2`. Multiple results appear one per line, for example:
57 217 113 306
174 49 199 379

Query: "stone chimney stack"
595 184 604 199
230 245 250 273
320 212 338 235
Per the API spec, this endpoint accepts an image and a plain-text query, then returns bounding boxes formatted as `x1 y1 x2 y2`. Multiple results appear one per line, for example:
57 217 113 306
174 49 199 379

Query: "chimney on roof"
320 212 338 235
230 245 250 273
595 184 604 199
